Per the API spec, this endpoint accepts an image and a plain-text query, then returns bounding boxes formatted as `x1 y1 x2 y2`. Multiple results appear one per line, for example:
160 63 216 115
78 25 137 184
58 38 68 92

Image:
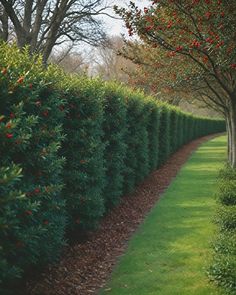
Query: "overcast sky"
102 0 151 37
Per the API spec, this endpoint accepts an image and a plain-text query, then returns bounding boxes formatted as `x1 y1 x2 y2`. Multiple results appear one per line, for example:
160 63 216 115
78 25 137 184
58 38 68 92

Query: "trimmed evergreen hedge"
0 45 66 292
0 44 226 292
60 76 105 232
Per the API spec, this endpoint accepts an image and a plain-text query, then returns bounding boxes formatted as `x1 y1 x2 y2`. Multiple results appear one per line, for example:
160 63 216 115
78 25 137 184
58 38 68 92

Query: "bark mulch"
26 134 219 295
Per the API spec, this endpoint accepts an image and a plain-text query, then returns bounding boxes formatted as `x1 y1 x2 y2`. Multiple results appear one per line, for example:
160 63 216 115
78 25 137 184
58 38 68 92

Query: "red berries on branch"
205 12 212 19
192 40 201 48
146 25 154 32
175 46 183 52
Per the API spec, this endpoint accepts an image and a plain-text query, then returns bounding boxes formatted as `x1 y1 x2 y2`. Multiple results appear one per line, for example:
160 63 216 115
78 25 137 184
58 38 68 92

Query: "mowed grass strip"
100 136 227 295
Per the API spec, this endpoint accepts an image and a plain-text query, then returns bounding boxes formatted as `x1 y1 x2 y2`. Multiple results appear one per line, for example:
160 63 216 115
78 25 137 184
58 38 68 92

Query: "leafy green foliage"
217 167 236 206
0 44 66 291
176 112 184 149
102 83 127 209
122 90 151 194
158 105 171 165
208 255 236 294
60 76 105 231
215 205 236 232
169 108 179 153
145 98 160 171
209 165 236 294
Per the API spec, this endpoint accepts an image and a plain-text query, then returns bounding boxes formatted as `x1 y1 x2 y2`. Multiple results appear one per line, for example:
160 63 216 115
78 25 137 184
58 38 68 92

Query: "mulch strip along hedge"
26 134 220 295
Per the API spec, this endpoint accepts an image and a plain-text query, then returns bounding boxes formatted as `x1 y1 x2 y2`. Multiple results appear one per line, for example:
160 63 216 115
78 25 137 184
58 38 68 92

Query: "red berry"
206 37 214 44
1 68 7 75
25 210 32 216
17 77 24 84
6 122 11 129
146 26 153 31
205 12 211 19
175 46 183 52
43 220 49 225
6 133 13 138
34 188 40 194
192 40 201 48
42 110 49 117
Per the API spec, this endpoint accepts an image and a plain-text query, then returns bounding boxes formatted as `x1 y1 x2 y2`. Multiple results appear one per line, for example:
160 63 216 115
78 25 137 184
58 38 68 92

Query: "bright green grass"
100 136 227 295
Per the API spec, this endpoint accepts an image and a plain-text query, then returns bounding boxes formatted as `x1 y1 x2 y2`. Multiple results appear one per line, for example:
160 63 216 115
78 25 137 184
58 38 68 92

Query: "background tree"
93 36 136 82
115 0 236 167
50 45 90 74
0 0 111 63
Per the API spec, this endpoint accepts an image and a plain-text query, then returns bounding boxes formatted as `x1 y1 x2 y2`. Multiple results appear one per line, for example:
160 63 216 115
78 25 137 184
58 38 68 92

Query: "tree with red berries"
119 39 200 107
115 0 236 167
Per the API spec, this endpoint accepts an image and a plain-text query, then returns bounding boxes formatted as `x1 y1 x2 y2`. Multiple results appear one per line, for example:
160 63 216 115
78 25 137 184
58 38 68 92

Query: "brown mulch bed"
25 134 219 295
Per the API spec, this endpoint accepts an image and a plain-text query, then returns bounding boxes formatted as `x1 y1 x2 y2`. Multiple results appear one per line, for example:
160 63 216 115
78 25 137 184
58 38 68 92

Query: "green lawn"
100 136 227 295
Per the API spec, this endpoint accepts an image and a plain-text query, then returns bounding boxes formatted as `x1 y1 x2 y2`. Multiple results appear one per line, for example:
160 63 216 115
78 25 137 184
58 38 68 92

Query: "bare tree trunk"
228 100 236 168
226 115 232 165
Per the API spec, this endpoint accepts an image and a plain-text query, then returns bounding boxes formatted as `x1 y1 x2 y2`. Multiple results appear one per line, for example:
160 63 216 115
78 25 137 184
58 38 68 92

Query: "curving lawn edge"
99 135 227 295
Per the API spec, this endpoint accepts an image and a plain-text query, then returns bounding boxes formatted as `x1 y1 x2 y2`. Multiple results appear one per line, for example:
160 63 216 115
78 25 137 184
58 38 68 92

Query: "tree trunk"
226 115 232 165
227 99 236 168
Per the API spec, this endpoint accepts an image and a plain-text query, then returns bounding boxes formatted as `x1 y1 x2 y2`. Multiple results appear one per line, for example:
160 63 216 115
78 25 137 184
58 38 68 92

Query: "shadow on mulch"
22 134 221 295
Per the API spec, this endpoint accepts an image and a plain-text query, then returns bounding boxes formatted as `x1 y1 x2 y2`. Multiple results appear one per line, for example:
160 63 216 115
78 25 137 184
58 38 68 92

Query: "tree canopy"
115 0 236 167
0 0 111 62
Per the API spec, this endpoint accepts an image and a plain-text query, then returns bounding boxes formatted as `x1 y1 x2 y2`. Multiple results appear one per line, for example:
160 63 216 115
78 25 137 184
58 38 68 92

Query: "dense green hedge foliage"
0 44 226 292
102 83 127 209
158 105 171 165
0 45 66 292
60 76 105 232
122 91 150 194
208 165 236 294
145 99 160 172
169 109 179 154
